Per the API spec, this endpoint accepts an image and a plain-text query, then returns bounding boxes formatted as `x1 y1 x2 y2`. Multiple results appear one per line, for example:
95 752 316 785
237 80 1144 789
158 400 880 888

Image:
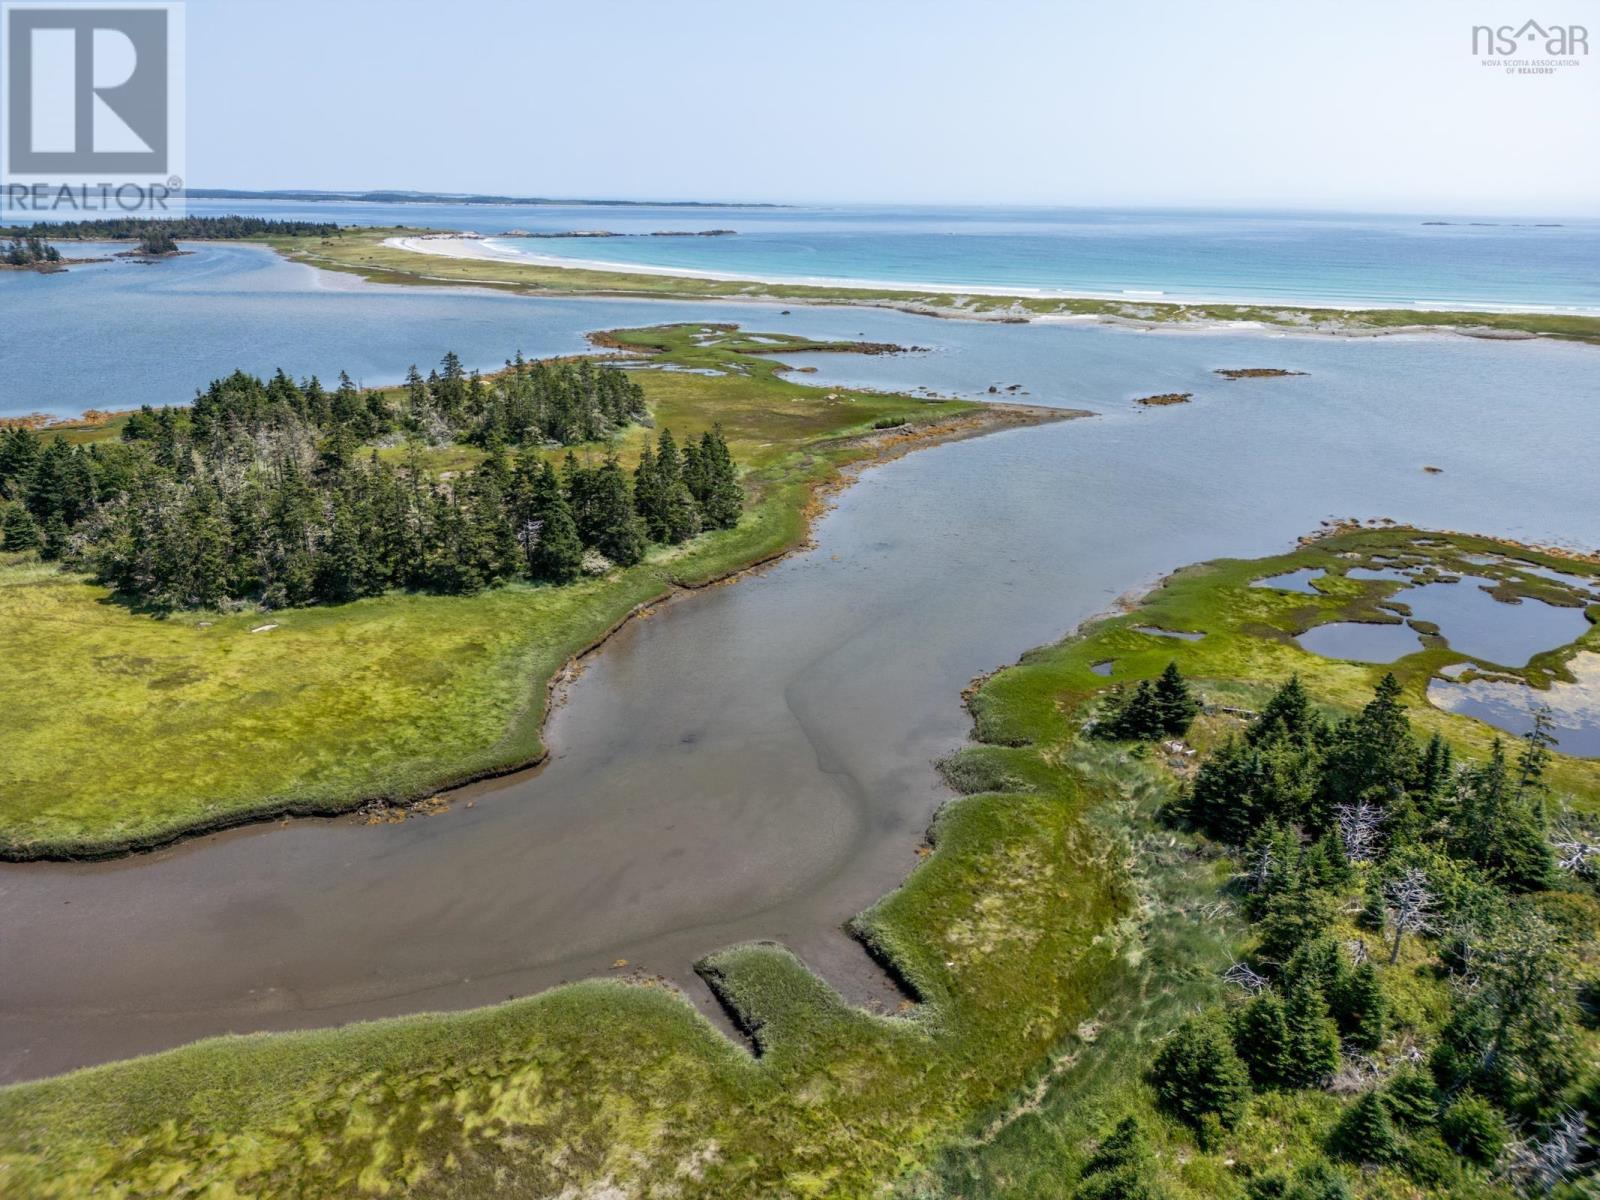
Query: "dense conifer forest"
0 354 741 610
1075 666 1597 1199
0 215 340 240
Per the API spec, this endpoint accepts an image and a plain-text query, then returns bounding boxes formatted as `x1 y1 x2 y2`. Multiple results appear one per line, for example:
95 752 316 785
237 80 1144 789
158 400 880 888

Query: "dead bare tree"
1242 838 1276 893
1551 824 1600 878
1384 867 1437 964
1336 800 1383 863
1503 1110 1588 1195
1223 960 1270 993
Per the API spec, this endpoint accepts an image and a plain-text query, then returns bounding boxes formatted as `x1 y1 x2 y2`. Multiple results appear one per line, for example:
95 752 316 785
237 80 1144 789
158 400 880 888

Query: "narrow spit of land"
261 227 1600 345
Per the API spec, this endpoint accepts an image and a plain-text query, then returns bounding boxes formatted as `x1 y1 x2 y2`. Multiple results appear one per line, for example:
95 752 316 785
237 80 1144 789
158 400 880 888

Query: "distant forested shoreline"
0 215 341 240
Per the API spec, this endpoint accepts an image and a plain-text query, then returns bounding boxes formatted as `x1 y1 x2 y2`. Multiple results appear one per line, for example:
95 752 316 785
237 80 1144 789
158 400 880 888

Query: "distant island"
186 187 783 209
2 236 63 270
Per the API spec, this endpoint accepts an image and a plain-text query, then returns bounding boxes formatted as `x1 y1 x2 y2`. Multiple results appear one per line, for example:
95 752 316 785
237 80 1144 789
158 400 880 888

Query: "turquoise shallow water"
26 197 1600 313
488 208 1600 313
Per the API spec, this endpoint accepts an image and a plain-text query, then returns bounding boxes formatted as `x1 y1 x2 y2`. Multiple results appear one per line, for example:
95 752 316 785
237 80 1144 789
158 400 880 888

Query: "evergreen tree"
180 478 230 609
1151 1012 1252 1130
582 455 645 567
1332 962 1387 1051
1357 887 1386 935
521 459 583 583
1097 680 1168 742
1243 820 1304 916
404 365 429 428
0 426 42 499
1248 675 1325 748
1285 936 1349 1001
1234 990 1292 1088
1430 910 1576 1114
1304 829 1353 889
1515 707 1557 797
1381 1066 1440 1128
651 429 700 544
40 512 70 561
1151 661 1201 736
697 425 743 529
1283 973 1341 1087
1190 734 1320 845
2 503 39 551
1329 1092 1400 1164
632 442 664 538
1453 739 1554 892
1256 881 1338 966
1075 1116 1166 1200
1439 1093 1509 1166
1320 673 1418 826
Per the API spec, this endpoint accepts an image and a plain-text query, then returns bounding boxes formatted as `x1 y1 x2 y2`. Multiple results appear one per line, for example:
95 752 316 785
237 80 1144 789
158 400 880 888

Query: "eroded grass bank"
0 325 1051 859
4 528 1595 1197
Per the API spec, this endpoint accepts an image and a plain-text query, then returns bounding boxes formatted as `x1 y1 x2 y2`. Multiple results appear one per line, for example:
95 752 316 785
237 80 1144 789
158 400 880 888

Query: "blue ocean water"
122 198 1600 313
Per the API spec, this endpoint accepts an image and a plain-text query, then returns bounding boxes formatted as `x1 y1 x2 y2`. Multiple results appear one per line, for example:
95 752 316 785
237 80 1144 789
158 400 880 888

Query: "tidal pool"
1429 652 1600 757
1252 568 1324 594
4 260 1600 1082
1397 577 1591 666
1297 621 1424 663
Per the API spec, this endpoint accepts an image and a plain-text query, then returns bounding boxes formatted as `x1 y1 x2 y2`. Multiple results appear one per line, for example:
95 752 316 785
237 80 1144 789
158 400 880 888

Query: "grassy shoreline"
0 325 1066 860
268 228 1600 345
3 527 1595 1197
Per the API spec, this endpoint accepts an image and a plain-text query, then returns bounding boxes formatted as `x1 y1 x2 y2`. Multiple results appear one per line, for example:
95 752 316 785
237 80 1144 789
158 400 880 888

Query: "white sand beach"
380 235 1586 320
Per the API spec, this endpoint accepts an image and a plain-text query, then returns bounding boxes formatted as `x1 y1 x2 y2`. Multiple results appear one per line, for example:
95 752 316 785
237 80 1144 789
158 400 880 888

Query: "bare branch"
1384 867 1437 964
1503 1110 1589 1195
1336 800 1383 864
1223 960 1270 993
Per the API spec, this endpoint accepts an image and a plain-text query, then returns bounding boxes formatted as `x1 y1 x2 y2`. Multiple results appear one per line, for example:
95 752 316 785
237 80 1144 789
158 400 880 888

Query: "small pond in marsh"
1252 567 1324 594
1296 571 1593 668
1429 652 1600 758
1297 620 1425 663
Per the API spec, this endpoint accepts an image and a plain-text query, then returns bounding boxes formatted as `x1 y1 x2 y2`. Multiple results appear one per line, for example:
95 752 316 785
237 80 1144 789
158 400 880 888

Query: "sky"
180 0 1599 214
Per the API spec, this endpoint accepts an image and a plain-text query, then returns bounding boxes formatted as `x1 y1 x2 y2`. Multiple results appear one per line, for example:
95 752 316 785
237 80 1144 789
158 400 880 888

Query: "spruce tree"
40 512 70 562
524 460 583 584
1453 740 1554 892
1439 1092 1508 1165
1357 887 1386 934
1152 661 1200 736
1234 990 1292 1088
1321 673 1418 818
1151 1012 1252 1129
2 503 39 551
1330 1092 1399 1164
698 425 743 530
587 454 645 567
1380 1066 1439 1128
633 442 664 539
1332 962 1386 1051
1249 675 1324 748
1283 973 1341 1087
652 429 701 544
1075 1116 1165 1200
